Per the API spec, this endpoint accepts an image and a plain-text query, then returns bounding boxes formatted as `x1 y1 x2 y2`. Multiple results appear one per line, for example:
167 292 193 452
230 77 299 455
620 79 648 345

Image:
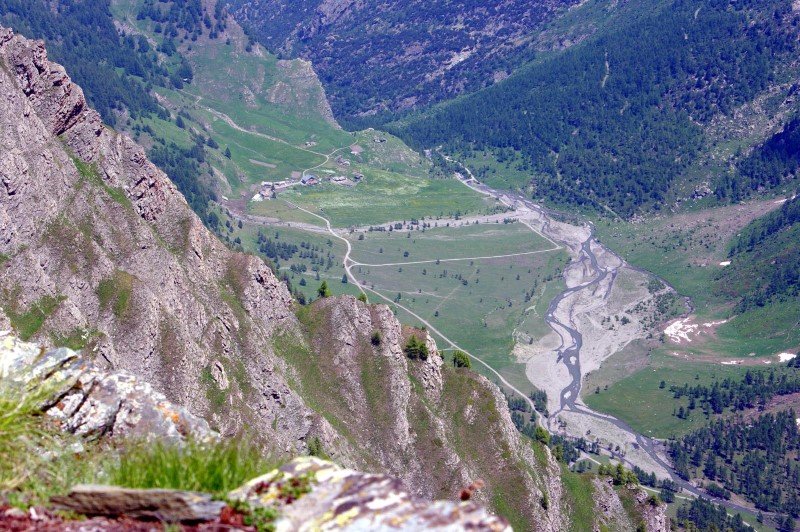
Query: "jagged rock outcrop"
284 296 567 530
634 487 669 532
0 26 314 452
592 477 634 531
231 456 511 531
592 477 669 532
0 333 214 441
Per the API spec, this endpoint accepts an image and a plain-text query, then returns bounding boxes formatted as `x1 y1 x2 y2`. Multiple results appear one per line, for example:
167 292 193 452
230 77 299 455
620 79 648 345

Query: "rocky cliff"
0 25 317 454
278 296 567 530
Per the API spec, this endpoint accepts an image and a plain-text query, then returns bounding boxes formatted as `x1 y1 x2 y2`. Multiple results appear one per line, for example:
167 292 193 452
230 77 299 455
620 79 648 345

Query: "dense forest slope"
390 0 800 217
225 0 579 121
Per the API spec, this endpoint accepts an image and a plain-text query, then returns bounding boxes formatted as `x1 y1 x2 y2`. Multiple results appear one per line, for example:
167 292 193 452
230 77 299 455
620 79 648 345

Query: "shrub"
317 281 331 298
371 331 382 346
452 350 471 368
307 437 327 459
403 335 428 361
534 426 550 445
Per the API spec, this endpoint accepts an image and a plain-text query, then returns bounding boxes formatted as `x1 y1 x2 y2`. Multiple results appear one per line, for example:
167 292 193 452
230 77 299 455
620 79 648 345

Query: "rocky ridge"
284 296 567 530
0 25 315 453
592 477 669 532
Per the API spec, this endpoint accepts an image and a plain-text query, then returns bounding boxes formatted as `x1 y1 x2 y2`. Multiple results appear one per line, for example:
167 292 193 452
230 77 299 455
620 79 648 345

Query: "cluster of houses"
251 171 364 202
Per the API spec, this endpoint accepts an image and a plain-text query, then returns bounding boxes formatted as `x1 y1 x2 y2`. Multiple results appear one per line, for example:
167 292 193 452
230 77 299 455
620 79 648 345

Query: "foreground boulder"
51 486 225 523
229 456 511 531
0 333 214 441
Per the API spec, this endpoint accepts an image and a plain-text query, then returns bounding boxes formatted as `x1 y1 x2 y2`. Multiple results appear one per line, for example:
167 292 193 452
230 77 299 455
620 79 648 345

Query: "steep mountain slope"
0 26 576 528
0 0 165 127
226 0 580 121
391 0 800 217
0 25 308 450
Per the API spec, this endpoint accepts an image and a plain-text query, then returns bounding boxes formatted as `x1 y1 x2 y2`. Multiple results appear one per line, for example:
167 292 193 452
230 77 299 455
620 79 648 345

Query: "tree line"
668 367 800 416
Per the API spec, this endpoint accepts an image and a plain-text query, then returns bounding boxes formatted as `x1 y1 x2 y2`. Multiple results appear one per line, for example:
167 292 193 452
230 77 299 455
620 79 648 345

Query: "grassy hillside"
593 199 800 361
587 198 800 439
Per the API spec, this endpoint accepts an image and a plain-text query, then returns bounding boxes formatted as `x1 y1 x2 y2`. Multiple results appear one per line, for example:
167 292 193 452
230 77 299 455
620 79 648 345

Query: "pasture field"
280 170 501 227
347 222 555 265
584 350 766 439
222 210 570 392
357 249 568 394
245 199 326 227
228 213 568 394
198 113 325 189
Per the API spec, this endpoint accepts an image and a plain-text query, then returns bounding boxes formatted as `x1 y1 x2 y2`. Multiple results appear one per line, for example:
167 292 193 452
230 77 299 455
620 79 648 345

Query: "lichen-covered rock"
0 333 214 441
229 456 511 531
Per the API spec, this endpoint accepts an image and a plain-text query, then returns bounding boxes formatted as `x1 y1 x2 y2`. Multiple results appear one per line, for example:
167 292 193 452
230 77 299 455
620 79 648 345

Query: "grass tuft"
105 438 278 496
5 295 66 341
96 270 135 319
0 384 98 504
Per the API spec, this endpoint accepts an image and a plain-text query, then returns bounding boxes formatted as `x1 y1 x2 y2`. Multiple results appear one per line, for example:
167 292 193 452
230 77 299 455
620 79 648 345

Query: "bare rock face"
287 296 565 529
230 456 511 531
0 26 314 454
0 333 214 441
634 487 669 532
592 477 633 531
591 478 669 532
